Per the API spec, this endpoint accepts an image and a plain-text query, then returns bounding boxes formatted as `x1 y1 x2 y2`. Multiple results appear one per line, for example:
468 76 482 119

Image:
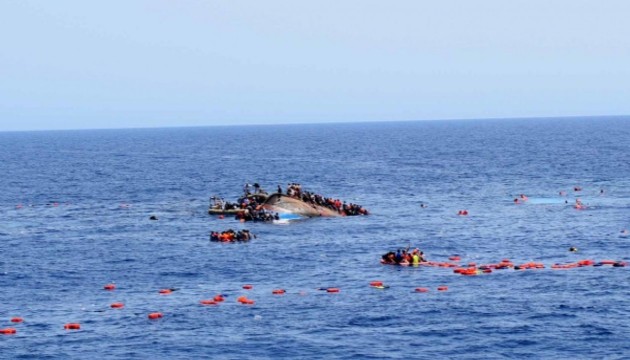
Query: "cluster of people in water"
210 229 256 242
282 183 369 216
513 193 587 209
381 247 426 266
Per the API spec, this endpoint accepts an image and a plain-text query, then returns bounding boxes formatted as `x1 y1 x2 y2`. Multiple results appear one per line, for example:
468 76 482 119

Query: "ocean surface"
0 117 629 359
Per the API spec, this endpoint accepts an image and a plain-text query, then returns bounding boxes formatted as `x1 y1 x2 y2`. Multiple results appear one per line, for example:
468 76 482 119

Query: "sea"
0 117 629 359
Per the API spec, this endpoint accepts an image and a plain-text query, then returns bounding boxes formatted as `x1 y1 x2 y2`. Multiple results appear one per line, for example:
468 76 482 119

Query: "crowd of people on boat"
381 247 426 266
243 183 268 196
209 196 241 211
283 183 368 216
210 229 256 242
235 208 280 222
210 182 369 221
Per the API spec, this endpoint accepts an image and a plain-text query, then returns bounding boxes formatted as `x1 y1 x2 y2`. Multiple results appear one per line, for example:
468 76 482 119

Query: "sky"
1 1 629 131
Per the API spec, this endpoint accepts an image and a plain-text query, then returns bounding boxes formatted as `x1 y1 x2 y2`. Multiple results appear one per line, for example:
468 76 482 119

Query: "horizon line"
1 114 628 133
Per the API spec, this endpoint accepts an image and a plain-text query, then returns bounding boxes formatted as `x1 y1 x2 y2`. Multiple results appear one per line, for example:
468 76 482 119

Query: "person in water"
381 251 396 264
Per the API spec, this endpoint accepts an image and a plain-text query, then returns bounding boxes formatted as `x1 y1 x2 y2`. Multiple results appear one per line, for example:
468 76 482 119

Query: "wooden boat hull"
208 208 242 215
261 193 341 217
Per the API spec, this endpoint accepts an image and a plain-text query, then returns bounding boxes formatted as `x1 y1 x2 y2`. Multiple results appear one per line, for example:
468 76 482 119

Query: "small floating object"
148 312 163 320
103 284 116 291
237 296 255 305
415 287 429 293
460 268 478 276
551 263 574 269
437 286 448 291
110 302 124 309
326 288 340 293
369 281 383 287
64 323 81 330
569 247 578 252
213 295 225 302
242 284 253 290
10 317 23 323
149 215 158 220
159 289 173 295
272 289 286 295
0 328 17 335
457 210 469 216
199 299 218 306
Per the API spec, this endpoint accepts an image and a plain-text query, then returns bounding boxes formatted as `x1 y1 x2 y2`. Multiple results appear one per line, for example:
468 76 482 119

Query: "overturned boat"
208 183 368 220
261 193 341 217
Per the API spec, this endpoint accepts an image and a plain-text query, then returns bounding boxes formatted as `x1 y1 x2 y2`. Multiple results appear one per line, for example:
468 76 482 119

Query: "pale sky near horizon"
1 1 629 131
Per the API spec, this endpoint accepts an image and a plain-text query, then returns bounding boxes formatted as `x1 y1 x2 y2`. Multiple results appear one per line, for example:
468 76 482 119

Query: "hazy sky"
1 1 629 131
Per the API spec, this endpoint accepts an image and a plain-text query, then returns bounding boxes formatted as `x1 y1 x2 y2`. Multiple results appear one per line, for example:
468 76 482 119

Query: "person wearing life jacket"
411 249 421 265
402 250 412 263
574 198 584 209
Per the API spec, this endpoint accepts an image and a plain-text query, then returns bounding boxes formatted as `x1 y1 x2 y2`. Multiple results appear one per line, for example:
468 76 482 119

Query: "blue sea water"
0 117 629 359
